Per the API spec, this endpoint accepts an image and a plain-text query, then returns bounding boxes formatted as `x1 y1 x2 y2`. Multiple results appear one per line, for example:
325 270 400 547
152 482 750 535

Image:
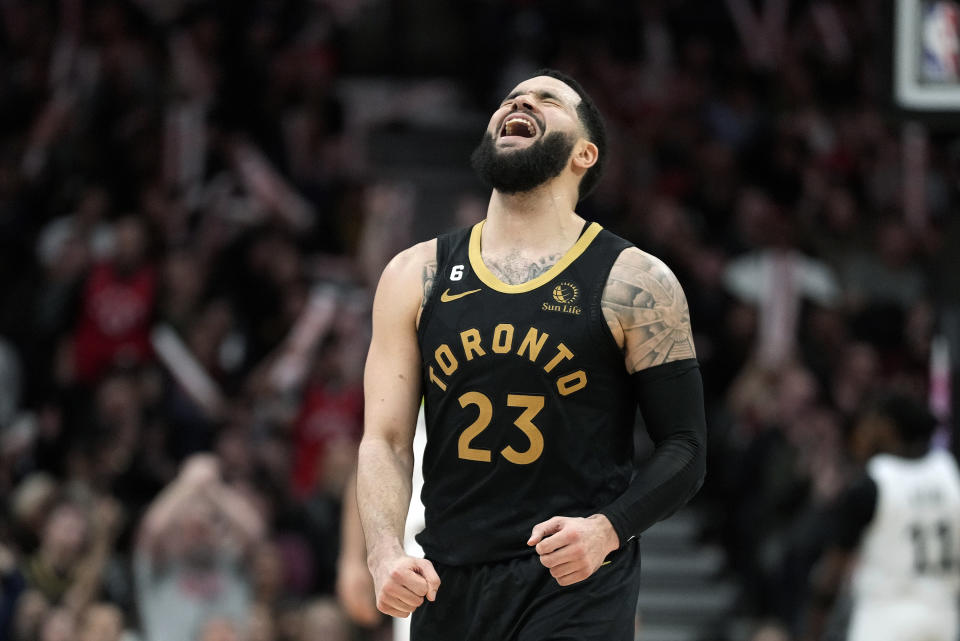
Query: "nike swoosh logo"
440 288 481 302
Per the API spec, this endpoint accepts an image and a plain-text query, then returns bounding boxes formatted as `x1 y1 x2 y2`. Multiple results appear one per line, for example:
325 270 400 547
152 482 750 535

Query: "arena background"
0 1 959 640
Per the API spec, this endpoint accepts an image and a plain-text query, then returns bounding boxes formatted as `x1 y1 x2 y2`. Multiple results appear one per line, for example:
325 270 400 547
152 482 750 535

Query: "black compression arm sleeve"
599 358 707 545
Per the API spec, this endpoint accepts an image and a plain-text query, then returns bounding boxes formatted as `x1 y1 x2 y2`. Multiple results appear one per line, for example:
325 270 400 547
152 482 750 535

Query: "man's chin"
471 130 573 194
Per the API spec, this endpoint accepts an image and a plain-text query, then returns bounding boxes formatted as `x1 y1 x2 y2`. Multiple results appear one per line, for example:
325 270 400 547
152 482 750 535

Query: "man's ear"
571 140 598 172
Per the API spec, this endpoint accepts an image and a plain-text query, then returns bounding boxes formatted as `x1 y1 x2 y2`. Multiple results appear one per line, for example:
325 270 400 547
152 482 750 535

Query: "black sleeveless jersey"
415 221 637 565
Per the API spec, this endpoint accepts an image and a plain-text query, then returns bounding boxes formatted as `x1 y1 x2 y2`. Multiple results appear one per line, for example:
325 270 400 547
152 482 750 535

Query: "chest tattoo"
484 250 563 285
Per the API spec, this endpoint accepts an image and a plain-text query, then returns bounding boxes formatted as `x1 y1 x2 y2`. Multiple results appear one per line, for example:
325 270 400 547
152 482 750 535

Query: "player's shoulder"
385 239 438 274
608 246 681 286
601 245 696 370
926 448 960 484
603 246 688 310
379 239 438 287
373 240 438 315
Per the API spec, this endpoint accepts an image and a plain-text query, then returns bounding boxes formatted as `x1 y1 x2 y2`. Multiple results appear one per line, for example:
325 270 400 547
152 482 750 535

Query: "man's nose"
510 96 535 111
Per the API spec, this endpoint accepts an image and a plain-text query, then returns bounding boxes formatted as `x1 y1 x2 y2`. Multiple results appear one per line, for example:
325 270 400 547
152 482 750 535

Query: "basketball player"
357 69 707 640
807 395 960 641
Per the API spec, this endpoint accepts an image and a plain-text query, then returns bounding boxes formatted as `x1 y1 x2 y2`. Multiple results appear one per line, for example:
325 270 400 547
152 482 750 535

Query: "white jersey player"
394 407 427 641
809 395 960 641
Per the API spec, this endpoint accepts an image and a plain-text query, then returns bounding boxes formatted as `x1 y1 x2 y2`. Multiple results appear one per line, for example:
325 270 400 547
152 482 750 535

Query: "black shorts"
411 539 641 641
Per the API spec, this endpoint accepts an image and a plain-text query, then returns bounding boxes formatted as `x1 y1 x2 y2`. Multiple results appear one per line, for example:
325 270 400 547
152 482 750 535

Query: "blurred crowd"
0 1 958 641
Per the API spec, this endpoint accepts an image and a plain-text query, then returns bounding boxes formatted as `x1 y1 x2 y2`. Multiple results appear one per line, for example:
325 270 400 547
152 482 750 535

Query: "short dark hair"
533 68 607 201
870 394 938 445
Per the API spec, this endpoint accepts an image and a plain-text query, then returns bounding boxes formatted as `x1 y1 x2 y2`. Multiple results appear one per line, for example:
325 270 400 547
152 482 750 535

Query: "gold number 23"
457 392 545 464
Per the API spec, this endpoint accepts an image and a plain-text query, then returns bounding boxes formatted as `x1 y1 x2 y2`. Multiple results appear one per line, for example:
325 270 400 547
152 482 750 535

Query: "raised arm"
137 454 220 554
200 480 265 550
357 239 441 618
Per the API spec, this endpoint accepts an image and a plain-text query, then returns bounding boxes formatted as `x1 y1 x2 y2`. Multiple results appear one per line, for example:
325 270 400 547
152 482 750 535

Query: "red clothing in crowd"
73 262 157 383
291 380 362 498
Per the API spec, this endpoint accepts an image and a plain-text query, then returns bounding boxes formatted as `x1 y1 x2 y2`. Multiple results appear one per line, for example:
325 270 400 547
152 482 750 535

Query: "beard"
470 130 575 194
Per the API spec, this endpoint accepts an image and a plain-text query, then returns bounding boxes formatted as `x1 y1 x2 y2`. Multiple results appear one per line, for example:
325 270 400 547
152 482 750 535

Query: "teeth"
504 117 535 137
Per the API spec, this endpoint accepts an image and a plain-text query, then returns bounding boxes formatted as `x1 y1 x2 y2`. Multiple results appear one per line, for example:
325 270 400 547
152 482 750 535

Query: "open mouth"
500 115 539 139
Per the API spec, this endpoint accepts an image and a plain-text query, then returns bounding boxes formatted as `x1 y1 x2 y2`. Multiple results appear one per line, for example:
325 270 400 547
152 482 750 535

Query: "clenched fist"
527 514 620 586
370 550 441 618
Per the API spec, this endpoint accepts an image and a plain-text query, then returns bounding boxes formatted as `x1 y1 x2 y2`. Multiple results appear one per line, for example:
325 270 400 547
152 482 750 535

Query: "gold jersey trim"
468 221 603 294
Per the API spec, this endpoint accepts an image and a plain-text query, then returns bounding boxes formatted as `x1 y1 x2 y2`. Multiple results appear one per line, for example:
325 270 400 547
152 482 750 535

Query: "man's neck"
483 184 583 254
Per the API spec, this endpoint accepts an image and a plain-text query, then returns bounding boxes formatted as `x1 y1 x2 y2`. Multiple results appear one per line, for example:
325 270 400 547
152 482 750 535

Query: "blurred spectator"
335 472 380 629
70 217 157 385
21 497 122 613
77 602 125 641
196 615 242 641
12 588 49 641
842 219 925 311
37 606 76 641
290 335 362 500
247 604 277 641
298 597 350 641
135 455 263 641
0 337 22 429
0 541 27 640
36 185 114 273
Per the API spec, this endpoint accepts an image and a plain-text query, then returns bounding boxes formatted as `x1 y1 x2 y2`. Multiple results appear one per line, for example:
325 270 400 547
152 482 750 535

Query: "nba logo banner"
921 1 960 82
894 0 960 111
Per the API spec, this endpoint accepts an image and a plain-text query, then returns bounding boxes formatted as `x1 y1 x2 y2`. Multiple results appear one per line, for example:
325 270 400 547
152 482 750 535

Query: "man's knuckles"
550 562 583 579
556 569 590 586
387 569 425 591
376 597 406 615
380 604 410 618
384 585 424 604
539 544 584 562
378 591 422 611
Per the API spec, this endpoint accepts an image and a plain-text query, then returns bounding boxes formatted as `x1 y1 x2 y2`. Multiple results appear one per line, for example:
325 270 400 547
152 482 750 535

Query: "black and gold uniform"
412 221 645 641
416 221 635 564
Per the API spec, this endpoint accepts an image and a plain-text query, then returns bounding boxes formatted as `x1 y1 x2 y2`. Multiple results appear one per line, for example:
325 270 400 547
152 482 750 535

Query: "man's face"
79 605 123 641
42 505 88 569
470 75 585 194
176 500 219 561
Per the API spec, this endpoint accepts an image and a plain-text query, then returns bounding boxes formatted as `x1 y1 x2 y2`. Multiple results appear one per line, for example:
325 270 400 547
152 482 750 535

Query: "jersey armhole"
416 231 457 340
588 241 634 362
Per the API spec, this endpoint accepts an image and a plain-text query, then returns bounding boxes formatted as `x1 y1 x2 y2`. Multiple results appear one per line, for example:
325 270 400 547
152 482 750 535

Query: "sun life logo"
552 282 579 304
544 282 582 315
